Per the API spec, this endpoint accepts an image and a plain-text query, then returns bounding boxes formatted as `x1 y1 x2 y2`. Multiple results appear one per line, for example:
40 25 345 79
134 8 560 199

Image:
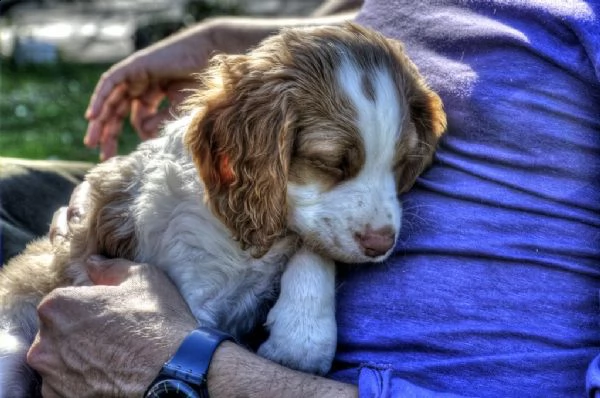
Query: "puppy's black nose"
354 225 396 257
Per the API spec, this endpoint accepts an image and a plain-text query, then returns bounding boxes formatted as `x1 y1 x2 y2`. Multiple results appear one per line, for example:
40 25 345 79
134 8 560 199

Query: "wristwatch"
144 327 234 398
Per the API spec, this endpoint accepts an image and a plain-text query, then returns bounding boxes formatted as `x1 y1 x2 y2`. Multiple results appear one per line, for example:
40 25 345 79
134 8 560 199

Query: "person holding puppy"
24 0 600 397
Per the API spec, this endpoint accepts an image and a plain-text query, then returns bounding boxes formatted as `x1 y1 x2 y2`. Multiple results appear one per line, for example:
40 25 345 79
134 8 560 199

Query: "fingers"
85 58 142 120
85 86 131 160
84 54 153 160
84 255 171 293
83 256 184 313
130 87 165 138
136 107 172 140
130 79 195 139
34 286 87 342
84 83 129 148
28 286 112 398
85 81 161 160
85 58 195 160
98 118 125 161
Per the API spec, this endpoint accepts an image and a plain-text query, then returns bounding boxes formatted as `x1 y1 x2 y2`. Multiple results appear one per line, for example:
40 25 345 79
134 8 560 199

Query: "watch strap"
145 326 234 397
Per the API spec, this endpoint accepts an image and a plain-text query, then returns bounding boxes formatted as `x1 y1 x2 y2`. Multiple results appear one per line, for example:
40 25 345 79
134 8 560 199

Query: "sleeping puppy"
0 22 446 397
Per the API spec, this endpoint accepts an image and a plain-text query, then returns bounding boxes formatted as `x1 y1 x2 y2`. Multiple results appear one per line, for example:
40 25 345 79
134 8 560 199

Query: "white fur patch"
287 57 403 263
258 248 337 375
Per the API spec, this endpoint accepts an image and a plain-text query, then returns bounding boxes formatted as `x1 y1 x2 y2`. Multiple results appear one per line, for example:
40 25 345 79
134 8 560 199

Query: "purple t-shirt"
329 1 600 396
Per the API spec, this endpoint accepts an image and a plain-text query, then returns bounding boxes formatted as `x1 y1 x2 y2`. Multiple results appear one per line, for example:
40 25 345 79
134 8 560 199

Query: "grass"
0 60 139 162
0 1 242 162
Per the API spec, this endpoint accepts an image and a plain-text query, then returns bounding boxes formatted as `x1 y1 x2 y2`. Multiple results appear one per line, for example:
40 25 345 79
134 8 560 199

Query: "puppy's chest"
159 236 296 338
127 150 300 335
132 179 297 335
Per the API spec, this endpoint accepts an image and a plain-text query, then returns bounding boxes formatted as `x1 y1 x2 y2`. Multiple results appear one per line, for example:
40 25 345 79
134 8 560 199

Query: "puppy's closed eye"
304 151 356 180
291 125 366 187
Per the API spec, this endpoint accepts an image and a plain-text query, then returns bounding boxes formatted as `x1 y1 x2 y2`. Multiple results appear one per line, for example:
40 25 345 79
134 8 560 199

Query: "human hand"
84 23 217 160
27 257 197 397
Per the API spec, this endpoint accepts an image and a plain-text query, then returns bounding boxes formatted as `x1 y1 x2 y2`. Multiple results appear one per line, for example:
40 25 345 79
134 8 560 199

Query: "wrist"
145 327 234 397
132 329 190 395
133 21 214 76
202 17 275 56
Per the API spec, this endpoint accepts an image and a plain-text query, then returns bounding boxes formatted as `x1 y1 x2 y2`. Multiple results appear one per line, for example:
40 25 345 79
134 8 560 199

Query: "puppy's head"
185 22 446 260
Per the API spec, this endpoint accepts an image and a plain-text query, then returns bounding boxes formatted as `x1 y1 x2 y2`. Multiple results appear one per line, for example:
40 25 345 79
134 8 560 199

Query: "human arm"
32 202 476 398
312 0 363 16
26 255 357 398
85 8 358 160
26 251 476 398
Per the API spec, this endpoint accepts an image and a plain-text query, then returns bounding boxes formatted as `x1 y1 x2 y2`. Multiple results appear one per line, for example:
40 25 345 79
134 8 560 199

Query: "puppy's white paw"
257 302 337 375
257 248 337 375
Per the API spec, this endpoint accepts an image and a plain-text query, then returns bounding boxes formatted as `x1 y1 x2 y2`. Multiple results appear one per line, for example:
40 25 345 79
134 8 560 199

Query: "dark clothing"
0 158 90 264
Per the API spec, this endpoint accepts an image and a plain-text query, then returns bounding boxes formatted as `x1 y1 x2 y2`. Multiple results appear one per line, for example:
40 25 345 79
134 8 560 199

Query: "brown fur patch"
69 156 139 261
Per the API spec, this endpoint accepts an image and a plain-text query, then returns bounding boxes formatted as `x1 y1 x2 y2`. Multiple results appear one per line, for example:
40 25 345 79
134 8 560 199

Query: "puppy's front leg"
257 247 336 375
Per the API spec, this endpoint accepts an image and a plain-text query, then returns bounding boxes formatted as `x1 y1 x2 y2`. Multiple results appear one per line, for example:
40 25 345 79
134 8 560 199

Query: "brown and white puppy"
0 22 446 397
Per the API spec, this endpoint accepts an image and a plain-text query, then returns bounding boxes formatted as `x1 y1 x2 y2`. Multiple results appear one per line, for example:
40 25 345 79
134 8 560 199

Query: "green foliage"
0 61 139 161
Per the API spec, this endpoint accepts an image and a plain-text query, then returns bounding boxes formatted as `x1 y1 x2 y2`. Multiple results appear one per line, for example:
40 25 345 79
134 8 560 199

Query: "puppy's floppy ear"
184 53 297 257
396 86 446 193
386 39 447 194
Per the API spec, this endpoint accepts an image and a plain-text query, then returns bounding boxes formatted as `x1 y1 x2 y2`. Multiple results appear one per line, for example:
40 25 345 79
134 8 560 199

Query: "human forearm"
163 12 358 60
208 341 357 398
83 2 358 159
313 0 363 17
27 254 356 398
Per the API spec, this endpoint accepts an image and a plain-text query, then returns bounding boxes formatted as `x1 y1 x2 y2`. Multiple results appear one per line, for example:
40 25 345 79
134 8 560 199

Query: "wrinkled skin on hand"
27 255 197 398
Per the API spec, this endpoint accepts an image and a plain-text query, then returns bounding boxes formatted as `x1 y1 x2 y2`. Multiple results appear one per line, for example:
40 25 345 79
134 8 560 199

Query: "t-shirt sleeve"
358 367 470 398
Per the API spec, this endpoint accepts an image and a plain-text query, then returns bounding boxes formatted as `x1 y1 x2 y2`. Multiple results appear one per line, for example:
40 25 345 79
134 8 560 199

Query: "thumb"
85 255 142 286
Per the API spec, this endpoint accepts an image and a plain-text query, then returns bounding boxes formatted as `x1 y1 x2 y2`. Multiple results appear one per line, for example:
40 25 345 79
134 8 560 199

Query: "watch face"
145 379 202 398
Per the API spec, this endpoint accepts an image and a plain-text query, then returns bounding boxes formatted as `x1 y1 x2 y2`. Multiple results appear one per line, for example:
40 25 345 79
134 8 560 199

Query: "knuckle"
36 295 57 324
37 287 72 319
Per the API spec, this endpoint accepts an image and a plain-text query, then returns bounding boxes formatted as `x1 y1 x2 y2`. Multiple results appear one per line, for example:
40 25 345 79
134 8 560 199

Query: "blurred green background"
0 0 248 162
0 62 137 161
0 0 321 162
